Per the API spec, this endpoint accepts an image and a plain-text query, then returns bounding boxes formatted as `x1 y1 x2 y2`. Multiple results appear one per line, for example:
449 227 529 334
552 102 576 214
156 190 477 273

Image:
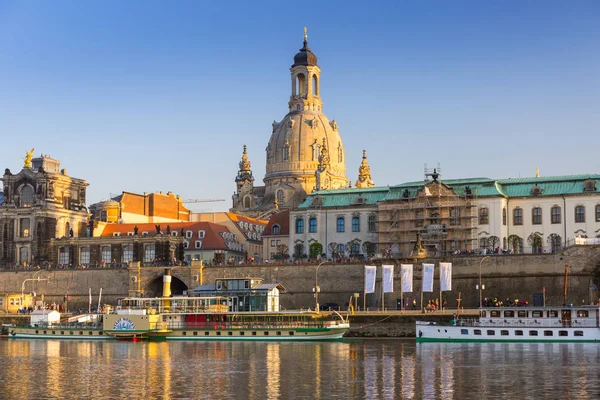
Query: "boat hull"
416 321 600 343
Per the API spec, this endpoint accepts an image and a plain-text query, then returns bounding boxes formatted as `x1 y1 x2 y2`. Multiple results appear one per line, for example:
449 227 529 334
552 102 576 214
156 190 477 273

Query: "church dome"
292 40 318 68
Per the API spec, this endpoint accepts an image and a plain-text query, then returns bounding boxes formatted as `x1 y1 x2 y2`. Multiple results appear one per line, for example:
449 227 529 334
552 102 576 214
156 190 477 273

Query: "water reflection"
1 340 599 399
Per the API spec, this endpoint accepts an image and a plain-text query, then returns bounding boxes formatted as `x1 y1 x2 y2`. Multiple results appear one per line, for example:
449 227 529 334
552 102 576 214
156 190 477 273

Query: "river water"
1 339 599 399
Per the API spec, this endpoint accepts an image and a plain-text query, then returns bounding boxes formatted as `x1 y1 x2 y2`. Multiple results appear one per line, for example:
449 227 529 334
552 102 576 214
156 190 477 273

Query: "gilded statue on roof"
24 148 35 168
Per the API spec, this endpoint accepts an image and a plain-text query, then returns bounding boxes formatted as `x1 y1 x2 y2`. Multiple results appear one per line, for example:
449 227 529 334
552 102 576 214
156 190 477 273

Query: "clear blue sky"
1 1 598 211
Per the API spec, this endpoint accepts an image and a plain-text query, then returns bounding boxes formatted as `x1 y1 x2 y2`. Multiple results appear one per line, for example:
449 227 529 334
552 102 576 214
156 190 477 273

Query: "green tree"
309 242 323 260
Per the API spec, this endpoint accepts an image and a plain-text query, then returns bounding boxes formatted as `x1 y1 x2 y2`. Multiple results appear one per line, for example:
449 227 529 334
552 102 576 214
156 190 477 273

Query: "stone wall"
0 246 598 312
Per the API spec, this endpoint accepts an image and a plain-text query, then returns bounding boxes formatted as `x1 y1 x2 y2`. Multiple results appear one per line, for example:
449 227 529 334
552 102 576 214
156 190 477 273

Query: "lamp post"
21 275 49 310
479 256 490 308
314 261 329 312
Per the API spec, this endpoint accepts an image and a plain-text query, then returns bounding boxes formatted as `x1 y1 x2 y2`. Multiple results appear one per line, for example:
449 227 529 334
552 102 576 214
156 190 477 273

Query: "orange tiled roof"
100 222 243 251
263 209 290 236
226 212 268 243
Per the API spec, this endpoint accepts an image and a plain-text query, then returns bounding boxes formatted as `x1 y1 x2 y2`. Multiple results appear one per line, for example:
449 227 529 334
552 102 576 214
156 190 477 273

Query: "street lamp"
479 256 490 308
314 261 329 312
21 275 50 310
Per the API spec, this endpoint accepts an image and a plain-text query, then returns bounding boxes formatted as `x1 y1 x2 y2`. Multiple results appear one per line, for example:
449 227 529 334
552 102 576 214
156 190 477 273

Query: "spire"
304 26 308 42
236 145 254 185
239 144 251 172
317 138 330 170
355 150 374 188
536 166 540 178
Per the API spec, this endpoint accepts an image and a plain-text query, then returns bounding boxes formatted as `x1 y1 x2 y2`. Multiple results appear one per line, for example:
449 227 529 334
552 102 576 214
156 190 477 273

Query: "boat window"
277 331 282 336
532 311 543 318
61 331 65 335
205 332 209 336
474 329 482 336
515 330 523 336
240 331 245 336
99 331 103 336
559 331 568 336
461 329 468 335
574 331 584 337
79 331 83 335
504 311 514 318
487 330 495 336
491 311 501 318
501 330 509 336
252 332 257 336
228 332 233 336
480 311 487 318
52 331 56 335
518 311 528 318
577 310 589 318
529 330 538 336
548 310 559 318
544 331 553 336
193 331 198 336
289 332 294 336
89 331 93 335
264 332 269 336
216 332 221 336
182 331 187 336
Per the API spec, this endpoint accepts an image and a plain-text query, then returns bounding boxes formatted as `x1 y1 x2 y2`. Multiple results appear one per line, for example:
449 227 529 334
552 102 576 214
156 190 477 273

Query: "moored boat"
416 305 600 342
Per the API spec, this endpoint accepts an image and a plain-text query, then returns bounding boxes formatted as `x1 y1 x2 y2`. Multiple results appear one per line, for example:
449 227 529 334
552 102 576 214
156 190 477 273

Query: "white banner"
422 263 434 292
440 262 452 292
382 265 394 293
401 264 413 293
364 265 377 294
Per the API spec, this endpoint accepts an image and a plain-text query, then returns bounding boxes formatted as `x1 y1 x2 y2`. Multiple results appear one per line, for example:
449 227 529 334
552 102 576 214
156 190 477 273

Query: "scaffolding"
378 166 478 257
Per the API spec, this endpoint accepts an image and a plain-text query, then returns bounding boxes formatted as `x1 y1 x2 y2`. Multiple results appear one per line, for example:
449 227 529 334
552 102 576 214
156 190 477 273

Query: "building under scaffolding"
378 167 478 257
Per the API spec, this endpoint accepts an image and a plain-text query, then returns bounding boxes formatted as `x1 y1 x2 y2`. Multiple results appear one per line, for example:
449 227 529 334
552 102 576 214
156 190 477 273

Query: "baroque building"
231 29 348 219
0 152 89 266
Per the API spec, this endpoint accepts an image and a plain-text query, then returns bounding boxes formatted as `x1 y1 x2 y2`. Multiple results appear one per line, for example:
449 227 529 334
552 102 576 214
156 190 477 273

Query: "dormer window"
531 185 543 196
186 230 193 239
183 241 189 249
171 231 178 237
272 224 281 235
195 240 202 248
198 230 205 239
584 179 597 192
112 232 121 237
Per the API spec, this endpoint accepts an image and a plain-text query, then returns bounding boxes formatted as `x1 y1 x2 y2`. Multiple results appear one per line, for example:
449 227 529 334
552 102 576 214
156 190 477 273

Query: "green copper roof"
298 186 389 209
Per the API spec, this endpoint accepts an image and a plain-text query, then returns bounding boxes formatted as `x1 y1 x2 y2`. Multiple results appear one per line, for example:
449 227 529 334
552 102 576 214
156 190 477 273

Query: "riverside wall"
1 246 599 318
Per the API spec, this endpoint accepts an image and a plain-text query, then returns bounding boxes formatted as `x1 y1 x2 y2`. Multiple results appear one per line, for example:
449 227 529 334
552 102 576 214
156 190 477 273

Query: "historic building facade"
0 153 89 267
231 30 348 219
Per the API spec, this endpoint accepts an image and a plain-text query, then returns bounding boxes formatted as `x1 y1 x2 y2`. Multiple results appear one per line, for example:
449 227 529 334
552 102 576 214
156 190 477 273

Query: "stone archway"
145 275 189 297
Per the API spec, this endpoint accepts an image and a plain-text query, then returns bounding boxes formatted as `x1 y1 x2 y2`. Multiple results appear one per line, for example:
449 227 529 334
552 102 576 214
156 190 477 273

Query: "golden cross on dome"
304 27 307 41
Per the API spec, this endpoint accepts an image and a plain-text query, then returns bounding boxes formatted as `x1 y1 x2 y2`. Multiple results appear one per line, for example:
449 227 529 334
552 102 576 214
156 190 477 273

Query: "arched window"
59 247 69 265
283 145 289 161
19 247 29 265
368 215 377 232
20 186 34 207
101 246 111 264
502 208 507 226
532 207 542 225
312 74 318 96
596 205 600 222
276 190 284 205
144 244 155 263
479 207 489 225
309 218 317 233
80 247 90 265
351 243 360 256
551 206 561 224
65 222 71 237
336 217 345 233
123 245 133 263
296 73 306 97
295 218 304 234
479 238 487 249
243 196 251 209
513 208 523 225
352 216 360 232
338 143 343 163
575 205 585 223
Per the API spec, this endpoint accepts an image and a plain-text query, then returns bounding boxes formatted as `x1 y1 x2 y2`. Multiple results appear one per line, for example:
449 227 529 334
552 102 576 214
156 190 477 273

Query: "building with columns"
231 30 348 219
0 152 89 267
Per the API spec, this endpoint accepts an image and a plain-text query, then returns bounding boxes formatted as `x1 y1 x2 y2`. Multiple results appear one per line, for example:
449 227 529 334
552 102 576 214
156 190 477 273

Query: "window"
474 329 482 336
518 310 528 318
101 246 111 264
532 311 543 318
59 247 70 264
195 241 202 248
283 145 290 161
504 311 514 318
487 330 495 336
352 216 360 232
551 206 561 224
501 330 509 336
544 331 553 337
351 243 360 256
513 208 523 225
198 230 205 239
100 210 107 222
80 247 90 265
271 240 275 247
272 224 281 235
20 218 30 237
479 208 489 225
337 243 345 255
574 331 584 337
295 219 304 234
548 310 559 318
144 244 155 262
575 205 585 223
577 310 589 318
368 215 377 232
532 207 542 225
596 205 600 222
559 331 568 337
479 238 487 249
461 329 468 335
20 186 34 207
123 246 133 263
276 190 284 205
515 330 523 336
336 217 345 233
502 207 507 225
529 330 538 336
309 218 317 233
186 231 193 239
450 208 460 225
491 311 501 318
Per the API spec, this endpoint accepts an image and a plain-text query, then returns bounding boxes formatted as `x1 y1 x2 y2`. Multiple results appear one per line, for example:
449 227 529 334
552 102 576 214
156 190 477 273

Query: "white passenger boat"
416 306 600 342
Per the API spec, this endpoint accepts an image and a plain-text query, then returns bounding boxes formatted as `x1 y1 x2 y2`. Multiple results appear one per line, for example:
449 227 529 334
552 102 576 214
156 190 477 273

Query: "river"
0 339 598 399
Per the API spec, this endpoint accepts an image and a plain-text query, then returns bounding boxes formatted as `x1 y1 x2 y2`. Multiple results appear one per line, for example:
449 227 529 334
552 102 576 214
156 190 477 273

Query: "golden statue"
304 27 307 41
24 148 35 168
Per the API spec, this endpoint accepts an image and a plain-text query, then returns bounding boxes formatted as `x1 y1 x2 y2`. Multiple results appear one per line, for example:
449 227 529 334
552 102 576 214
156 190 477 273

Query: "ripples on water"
1 339 599 399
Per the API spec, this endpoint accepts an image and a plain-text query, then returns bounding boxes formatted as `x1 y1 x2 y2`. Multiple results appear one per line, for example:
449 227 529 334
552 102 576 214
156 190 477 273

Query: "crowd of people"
482 297 529 307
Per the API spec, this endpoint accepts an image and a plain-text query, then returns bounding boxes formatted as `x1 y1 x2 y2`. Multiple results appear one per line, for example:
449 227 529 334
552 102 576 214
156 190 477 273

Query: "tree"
293 243 305 260
309 242 323 260
327 242 339 259
528 233 543 254
274 244 290 260
362 241 377 258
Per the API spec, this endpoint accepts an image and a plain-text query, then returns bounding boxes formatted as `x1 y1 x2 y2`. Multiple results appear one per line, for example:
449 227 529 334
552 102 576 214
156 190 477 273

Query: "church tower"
355 150 375 188
231 145 256 212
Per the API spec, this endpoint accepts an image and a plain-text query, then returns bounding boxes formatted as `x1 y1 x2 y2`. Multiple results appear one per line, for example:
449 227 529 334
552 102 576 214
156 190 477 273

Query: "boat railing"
146 319 342 331
456 319 598 328
26 321 103 329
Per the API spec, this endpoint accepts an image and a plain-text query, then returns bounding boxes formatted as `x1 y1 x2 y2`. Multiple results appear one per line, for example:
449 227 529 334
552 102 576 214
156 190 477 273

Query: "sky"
0 1 598 212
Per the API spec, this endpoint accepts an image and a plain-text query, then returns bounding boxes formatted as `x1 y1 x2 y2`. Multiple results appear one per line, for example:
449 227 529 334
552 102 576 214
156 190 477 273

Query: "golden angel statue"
24 148 35 168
